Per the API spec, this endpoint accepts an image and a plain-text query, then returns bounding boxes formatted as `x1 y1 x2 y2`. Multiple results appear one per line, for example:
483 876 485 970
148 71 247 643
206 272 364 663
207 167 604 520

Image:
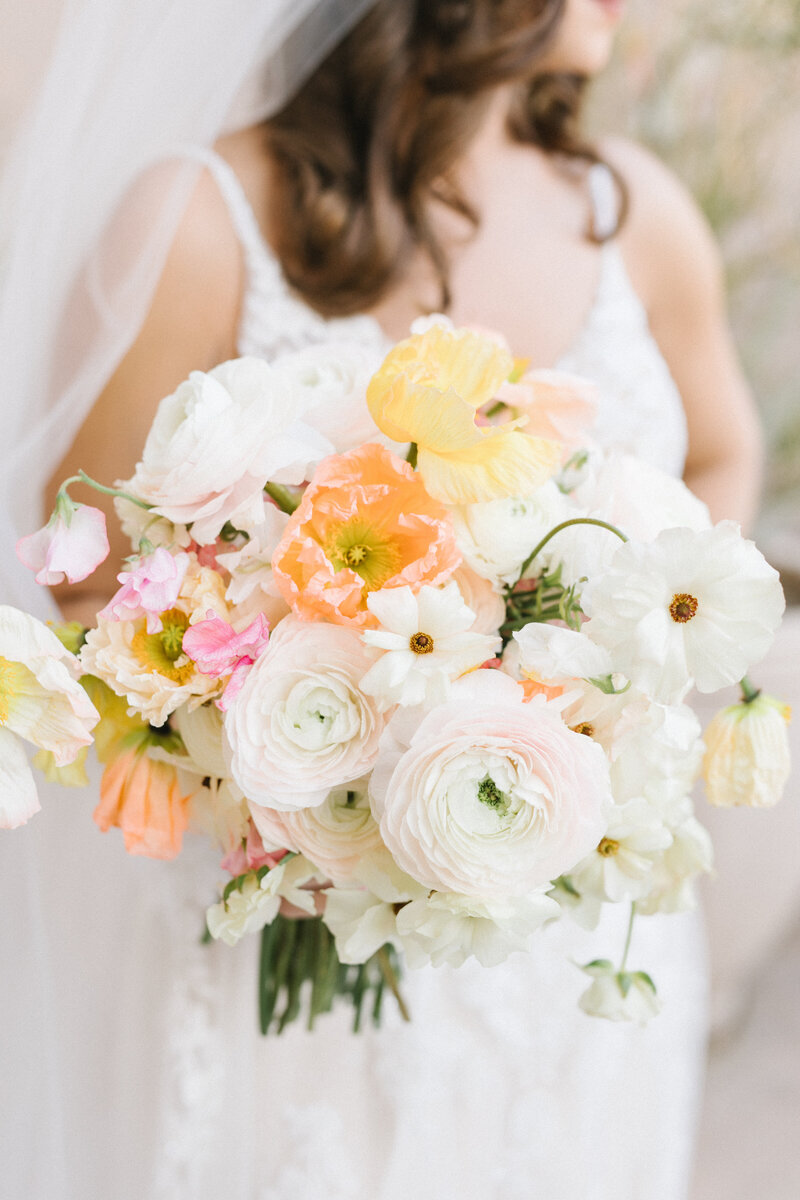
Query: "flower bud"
702 693 791 809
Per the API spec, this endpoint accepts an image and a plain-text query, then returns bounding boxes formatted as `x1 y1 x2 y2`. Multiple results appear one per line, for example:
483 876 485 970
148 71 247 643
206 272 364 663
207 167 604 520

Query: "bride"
0 1 762 1198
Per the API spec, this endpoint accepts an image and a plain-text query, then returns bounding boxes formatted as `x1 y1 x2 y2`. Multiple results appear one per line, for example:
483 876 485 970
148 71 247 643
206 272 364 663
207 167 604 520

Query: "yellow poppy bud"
702 693 791 808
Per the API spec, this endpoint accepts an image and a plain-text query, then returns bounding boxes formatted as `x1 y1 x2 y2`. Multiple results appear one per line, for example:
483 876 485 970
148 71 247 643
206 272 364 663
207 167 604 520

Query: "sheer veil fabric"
0 3 377 1196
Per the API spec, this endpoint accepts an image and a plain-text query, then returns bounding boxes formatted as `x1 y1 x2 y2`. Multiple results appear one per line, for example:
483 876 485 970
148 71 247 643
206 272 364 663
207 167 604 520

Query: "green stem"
620 902 637 974
739 675 761 704
60 470 152 511
510 517 629 594
264 482 301 515
376 947 411 1023
405 442 418 469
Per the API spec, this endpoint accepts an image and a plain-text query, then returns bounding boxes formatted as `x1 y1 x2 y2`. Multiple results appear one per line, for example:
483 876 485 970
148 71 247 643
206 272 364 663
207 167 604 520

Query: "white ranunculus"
370 670 611 897
570 798 673 904
361 583 501 710
272 341 406 457
578 961 662 1024
573 451 712 544
124 357 332 544
396 889 558 968
450 481 577 587
0 605 99 827
206 855 319 946
581 523 785 704
251 776 384 883
224 617 387 811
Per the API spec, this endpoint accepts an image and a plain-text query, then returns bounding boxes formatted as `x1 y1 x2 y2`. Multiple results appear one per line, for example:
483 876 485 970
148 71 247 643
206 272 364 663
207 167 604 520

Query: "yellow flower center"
570 722 595 737
131 608 195 684
669 593 698 623
409 632 435 655
326 519 403 591
598 837 620 858
0 657 29 726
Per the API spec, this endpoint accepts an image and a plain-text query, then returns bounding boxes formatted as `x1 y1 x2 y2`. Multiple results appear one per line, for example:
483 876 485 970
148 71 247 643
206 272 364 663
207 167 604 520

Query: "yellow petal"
418 429 562 505
375 377 484 453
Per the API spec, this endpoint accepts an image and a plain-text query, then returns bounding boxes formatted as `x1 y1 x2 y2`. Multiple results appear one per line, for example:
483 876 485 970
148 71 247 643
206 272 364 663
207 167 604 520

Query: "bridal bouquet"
6 319 790 1031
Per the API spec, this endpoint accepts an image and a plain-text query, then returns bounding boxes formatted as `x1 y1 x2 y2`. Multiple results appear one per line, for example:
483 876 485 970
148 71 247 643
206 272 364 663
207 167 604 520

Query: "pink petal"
17 505 109 586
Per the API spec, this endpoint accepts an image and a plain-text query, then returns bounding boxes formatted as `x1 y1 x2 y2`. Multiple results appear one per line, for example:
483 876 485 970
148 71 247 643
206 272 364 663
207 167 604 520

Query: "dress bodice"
189 147 689 478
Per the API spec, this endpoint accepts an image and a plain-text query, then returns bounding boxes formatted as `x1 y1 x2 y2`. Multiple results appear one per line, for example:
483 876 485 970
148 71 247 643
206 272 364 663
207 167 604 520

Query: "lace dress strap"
587 161 621 242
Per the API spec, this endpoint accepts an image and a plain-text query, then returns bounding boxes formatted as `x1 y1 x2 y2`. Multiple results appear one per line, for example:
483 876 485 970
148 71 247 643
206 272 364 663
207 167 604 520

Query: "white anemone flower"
514 623 614 684
571 798 673 904
360 582 501 710
0 605 99 827
581 523 785 704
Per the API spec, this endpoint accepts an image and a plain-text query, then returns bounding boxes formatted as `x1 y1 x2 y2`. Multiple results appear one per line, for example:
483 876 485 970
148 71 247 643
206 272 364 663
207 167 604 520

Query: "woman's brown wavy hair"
264 0 626 317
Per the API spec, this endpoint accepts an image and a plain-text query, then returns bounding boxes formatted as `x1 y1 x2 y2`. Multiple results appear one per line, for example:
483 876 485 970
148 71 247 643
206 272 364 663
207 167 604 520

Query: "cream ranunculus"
224 617 387 811
703 692 791 809
370 670 611 897
123 357 332 544
0 605 100 827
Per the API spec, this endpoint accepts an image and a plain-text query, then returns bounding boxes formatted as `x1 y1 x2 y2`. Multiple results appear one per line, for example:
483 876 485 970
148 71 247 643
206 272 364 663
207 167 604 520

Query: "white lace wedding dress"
2 152 706 1200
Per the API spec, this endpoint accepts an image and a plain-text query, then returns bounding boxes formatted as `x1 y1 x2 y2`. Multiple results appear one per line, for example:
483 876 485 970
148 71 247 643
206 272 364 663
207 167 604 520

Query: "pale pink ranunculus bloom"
17 501 109 586
224 616 387 811
181 610 270 709
99 548 190 634
370 669 611 897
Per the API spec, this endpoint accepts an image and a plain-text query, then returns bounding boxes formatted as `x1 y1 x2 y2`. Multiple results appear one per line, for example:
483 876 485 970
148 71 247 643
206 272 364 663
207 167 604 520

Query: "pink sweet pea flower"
220 820 289 876
98 548 191 634
181 611 270 709
17 497 109 586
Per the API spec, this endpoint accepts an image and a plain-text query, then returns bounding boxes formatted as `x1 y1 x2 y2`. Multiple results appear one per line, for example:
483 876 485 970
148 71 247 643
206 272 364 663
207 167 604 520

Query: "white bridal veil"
0 3 376 1198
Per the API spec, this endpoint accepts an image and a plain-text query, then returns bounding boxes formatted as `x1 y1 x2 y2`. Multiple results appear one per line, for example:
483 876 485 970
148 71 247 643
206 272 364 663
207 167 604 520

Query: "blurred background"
2 2 799 1197
590 3 800 1197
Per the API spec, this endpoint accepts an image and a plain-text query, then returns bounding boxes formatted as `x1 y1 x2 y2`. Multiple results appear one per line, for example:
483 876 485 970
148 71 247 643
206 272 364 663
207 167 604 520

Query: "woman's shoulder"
599 135 725 311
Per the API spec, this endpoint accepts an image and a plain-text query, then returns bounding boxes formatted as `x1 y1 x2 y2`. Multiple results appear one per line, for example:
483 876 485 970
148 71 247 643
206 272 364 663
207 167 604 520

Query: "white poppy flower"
0 605 99 828
360 583 501 709
578 961 662 1024
370 670 611 897
123 357 332 544
396 889 558 968
224 617 387 811
581 523 785 704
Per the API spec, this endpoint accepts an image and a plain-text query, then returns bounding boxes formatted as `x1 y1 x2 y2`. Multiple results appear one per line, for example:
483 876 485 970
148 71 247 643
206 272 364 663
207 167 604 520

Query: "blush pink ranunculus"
98 548 191 633
271 443 461 628
370 669 611 897
17 501 110 586
181 610 270 709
